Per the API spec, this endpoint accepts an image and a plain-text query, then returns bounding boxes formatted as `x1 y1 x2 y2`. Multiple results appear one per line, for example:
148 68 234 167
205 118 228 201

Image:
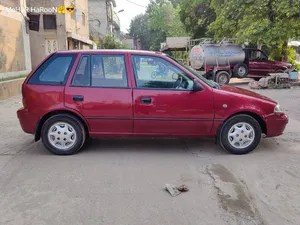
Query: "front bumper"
265 113 289 137
17 107 37 134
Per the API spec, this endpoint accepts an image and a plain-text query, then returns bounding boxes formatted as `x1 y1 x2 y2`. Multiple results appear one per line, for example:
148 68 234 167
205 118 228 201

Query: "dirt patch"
207 164 265 225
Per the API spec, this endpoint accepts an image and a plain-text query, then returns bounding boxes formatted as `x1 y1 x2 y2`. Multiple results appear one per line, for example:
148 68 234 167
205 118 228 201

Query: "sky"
115 0 150 33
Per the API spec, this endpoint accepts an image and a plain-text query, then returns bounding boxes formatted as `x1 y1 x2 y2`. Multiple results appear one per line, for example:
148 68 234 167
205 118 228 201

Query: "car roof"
56 49 164 55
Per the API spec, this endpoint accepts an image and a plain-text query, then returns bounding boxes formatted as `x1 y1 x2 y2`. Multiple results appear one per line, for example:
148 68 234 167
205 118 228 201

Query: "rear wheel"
233 63 248 78
41 114 86 155
219 114 262 155
215 71 230 85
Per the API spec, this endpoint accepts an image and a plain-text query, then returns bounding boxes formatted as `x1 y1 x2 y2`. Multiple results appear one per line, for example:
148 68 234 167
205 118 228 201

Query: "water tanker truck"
189 43 249 84
189 42 293 84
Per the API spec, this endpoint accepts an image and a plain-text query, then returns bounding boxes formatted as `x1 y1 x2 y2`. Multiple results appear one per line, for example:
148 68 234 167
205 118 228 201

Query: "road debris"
165 184 189 197
177 184 189 192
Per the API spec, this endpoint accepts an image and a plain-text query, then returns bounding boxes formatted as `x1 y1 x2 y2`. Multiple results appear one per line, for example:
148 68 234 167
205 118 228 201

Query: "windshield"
166 55 216 88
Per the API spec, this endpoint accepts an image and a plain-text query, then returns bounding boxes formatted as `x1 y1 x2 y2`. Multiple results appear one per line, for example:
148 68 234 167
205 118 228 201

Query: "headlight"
274 104 283 113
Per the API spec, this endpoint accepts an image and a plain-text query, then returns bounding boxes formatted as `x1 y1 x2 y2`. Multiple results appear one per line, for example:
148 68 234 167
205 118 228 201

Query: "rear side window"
28 53 77 85
72 54 128 88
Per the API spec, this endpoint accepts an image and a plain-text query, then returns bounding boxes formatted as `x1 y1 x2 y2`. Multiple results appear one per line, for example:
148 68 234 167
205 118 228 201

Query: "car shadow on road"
82 137 230 156
28 138 227 156
25 137 284 156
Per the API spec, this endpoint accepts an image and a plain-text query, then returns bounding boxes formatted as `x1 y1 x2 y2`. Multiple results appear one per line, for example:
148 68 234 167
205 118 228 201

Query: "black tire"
41 114 86 155
275 69 284 73
233 63 248 78
219 114 262 155
215 71 230 85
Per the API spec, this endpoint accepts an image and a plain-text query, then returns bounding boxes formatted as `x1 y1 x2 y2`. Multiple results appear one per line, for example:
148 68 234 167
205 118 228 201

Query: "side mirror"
192 79 203 92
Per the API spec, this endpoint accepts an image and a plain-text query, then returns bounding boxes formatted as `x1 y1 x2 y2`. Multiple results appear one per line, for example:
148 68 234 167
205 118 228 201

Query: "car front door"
248 50 272 77
130 54 214 136
64 53 133 135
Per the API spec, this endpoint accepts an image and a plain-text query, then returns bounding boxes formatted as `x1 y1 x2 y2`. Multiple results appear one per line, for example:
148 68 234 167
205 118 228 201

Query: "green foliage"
290 60 300 71
129 0 188 51
0 74 27 82
178 0 215 38
129 14 152 50
96 34 128 49
269 45 296 61
147 1 188 50
209 0 300 55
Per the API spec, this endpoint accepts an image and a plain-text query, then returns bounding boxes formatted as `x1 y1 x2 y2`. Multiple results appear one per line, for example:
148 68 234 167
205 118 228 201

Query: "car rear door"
130 54 214 136
64 52 133 135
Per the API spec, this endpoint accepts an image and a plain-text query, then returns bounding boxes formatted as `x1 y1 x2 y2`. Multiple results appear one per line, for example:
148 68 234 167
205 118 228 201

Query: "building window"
82 12 86 26
28 13 40 31
43 15 57 30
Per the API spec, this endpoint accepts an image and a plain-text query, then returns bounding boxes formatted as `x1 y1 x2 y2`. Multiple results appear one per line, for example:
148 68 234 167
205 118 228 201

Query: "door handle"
73 95 84 102
141 97 152 104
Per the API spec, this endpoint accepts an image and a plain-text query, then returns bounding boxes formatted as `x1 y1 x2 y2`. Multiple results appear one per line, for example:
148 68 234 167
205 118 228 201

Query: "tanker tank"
190 44 246 70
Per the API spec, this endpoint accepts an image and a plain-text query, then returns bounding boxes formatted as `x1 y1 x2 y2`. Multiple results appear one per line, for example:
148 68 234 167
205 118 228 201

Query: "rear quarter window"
28 53 77 85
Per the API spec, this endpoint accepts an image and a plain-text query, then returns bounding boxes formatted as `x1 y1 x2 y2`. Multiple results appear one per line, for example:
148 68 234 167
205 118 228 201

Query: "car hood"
274 61 292 68
218 85 277 104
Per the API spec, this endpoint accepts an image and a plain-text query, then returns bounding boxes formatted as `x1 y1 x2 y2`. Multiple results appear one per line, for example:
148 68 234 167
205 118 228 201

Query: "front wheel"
219 114 262 155
41 114 86 155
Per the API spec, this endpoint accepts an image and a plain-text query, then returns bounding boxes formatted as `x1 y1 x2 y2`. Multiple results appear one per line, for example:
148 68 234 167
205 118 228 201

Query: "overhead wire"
124 0 147 8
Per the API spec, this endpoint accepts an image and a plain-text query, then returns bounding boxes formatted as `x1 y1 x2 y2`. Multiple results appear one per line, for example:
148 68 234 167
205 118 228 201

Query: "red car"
17 50 288 155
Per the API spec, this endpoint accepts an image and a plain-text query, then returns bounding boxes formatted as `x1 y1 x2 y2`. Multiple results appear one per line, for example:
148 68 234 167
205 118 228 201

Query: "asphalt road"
0 85 300 225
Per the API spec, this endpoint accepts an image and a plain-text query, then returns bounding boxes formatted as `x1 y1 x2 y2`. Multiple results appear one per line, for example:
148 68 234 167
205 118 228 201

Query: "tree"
178 0 215 38
209 0 300 60
129 1 188 51
129 14 152 50
97 34 128 49
147 1 188 50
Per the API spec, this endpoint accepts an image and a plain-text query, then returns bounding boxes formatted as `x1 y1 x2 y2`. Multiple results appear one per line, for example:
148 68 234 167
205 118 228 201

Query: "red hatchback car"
17 50 288 155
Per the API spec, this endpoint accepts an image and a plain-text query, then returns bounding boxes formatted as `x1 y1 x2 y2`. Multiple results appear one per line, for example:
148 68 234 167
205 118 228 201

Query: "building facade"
121 33 141 50
26 0 95 69
0 0 32 79
88 0 120 40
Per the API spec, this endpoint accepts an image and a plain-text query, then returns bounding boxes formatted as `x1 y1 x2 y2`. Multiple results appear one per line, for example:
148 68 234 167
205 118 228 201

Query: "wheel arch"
35 110 89 142
275 67 288 72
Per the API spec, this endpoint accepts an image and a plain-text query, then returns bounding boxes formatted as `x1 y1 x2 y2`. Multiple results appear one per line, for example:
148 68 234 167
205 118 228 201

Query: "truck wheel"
233 63 248 78
219 114 262 155
215 71 230 85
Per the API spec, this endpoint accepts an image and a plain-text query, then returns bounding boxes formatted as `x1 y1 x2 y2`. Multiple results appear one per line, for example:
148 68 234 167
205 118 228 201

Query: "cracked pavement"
0 86 300 225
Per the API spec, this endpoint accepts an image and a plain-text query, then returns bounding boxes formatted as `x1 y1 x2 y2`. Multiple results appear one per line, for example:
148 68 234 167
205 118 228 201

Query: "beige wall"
27 0 91 68
0 1 32 79
64 0 89 38
89 0 107 38
27 0 67 69
0 0 20 8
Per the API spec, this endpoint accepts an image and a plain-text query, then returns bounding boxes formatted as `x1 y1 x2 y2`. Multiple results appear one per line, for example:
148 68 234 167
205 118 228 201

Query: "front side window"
72 54 128 88
132 55 194 90
250 50 268 60
28 54 76 85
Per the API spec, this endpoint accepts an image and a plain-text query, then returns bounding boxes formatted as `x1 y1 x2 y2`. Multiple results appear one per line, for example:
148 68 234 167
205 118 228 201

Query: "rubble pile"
249 73 292 89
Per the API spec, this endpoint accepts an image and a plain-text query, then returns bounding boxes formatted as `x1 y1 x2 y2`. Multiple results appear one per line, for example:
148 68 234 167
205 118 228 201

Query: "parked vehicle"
190 43 293 84
17 50 288 155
